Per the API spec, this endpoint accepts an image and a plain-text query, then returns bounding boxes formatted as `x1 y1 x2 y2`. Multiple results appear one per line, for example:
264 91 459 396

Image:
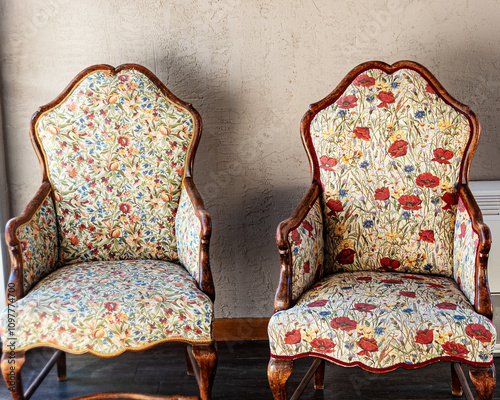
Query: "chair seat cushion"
0 260 213 356
268 271 495 371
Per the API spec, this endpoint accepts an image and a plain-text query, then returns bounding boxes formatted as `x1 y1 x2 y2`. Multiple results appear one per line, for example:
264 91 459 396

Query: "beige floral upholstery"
176 186 202 283
310 68 469 277
0 260 213 356
35 68 195 265
288 197 324 301
17 191 59 293
269 272 495 371
453 196 479 306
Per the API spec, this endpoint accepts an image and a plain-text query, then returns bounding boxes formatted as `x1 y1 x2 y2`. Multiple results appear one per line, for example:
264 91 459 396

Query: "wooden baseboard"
214 318 269 341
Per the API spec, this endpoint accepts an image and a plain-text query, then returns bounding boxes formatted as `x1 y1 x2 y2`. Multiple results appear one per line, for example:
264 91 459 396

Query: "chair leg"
1 351 26 400
469 365 496 400
56 351 67 381
192 342 217 400
185 345 195 376
314 358 325 390
268 357 293 400
451 363 463 396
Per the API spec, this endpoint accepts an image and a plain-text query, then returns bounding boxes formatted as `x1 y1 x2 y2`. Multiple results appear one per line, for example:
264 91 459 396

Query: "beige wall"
1 0 499 318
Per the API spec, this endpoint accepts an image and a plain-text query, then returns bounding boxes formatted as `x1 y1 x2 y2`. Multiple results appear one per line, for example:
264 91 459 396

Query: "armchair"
268 61 496 399
0 64 216 400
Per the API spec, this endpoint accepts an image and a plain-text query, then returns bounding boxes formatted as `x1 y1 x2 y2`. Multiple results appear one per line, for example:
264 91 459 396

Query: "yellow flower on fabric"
438 119 454 132
376 79 391 92
334 223 346 237
339 239 355 250
439 178 452 191
389 130 407 142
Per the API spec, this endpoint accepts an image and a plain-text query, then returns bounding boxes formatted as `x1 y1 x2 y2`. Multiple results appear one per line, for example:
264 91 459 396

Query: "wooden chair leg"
469 365 496 400
192 342 217 400
314 358 325 390
56 351 67 381
451 362 463 396
185 345 195 376
268 357 293 400
1 351 26 400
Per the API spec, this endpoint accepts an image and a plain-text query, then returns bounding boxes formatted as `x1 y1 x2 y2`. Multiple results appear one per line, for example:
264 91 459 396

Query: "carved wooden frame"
2 64 217 400
271 60 495 400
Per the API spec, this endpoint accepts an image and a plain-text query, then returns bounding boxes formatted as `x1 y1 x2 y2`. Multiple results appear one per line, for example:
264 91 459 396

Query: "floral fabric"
268 271 495 370
17 192 59 293
288 198 324 301
176 187 201 283
0 260 213 356
35 68 195 265
310 68 470 277
453 195 478 306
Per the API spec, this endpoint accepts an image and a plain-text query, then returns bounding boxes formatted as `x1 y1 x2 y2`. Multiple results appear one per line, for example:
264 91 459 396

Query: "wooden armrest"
458 184 492 319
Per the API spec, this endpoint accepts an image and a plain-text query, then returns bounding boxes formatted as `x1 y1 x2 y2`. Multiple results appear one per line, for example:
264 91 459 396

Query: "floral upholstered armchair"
268 61 496 399
0 64 216 400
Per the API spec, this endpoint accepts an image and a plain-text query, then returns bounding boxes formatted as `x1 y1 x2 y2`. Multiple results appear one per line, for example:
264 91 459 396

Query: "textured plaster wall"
1 0 500 318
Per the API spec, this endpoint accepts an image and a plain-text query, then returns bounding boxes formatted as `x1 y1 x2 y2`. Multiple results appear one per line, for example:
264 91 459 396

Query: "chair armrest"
175 177 214 301
275 182 324 312
453 185 492 319
5 181 59 303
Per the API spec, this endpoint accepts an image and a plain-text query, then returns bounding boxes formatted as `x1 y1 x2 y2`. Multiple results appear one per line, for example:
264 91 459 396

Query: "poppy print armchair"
268 61 496 399
0 64 216 400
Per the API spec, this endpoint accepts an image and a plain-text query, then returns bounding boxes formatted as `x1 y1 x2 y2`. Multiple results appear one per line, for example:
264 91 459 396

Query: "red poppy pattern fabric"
0 260 213 356
35 68 195 265
176 187 201 283
453 196 478 305
17 192 59 293
309 68 470 277
268 272 495 369
287 198 324 301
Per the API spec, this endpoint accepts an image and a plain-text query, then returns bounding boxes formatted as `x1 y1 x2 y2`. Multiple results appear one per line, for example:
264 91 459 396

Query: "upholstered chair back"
33 66 197 265
308 67 472 277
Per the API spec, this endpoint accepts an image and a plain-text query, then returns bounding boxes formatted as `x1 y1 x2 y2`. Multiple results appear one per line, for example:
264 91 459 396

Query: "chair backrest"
31 64 200 265
302 61 479 277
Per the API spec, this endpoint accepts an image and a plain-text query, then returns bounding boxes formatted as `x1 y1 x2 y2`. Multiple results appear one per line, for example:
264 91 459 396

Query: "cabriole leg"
192 342 217 400
314 358 325 390
1 351 25 400
56 351 67 381
451 362 463 396
469 365 496 400
268 357 293 400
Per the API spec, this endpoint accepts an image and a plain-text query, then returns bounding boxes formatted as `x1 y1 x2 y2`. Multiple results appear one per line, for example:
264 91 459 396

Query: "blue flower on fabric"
402 308 413 313
319 311 331 317
339 189 348 198
402 211 411 219
360 161 370 169
453 315 466 321
363 220 374 228
337 110 347 117
415 110 426 119
404 165 415 173
366 95 375 103
391 82 400 89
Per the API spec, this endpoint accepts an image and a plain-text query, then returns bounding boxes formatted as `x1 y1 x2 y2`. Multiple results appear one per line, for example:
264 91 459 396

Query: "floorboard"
0 341 498 399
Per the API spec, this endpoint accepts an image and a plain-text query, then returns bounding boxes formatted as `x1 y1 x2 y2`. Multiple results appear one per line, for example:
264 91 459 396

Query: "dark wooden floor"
0 340 499 399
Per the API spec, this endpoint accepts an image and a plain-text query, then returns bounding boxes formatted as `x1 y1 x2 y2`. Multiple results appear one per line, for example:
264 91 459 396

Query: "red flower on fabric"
353 126 370 141
356 276 373 281
326 199 344 216
118 202 133 214
401 275 425 281
290 230 302 245
336 249 356 265
337 95 358 109
398 195 422 211
415 329 434 344
381 279 403 285
319 156 338 171
431 148 453 164
353 74 375 87
376 91 395 108
419 230 435 243
284 329 302 345
303 261 310 274
379 257 400 272
416 173 440 188
388 140 408 158
436 302 457 310
330 317 357 332
458 222 467 239
426 283 445 289
399 291 416 298
425 84 435 94
374 187 390 201
302 220 313 236
442 341 469 357
307 299 328 307
310 337 336 353
117 135 130 147
441 192 458 210
465 324 493 343
357 337 379 356
104 301 119 312
354 303 376 313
